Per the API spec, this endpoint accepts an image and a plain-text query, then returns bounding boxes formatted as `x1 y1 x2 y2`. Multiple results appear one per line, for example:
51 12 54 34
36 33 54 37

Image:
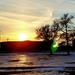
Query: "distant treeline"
0 41 52 53
0 40 75 53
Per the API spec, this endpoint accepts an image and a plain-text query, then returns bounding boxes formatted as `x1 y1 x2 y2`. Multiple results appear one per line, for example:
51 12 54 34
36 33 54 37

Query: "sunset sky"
0 0 75 41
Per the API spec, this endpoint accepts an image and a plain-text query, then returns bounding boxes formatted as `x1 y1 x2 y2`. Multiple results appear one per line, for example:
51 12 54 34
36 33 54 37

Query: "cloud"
0 9 53 36
54 0 65 3
68 0 75 4
0 0 75 41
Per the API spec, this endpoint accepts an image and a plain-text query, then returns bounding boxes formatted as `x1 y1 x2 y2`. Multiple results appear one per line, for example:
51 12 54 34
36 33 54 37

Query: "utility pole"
7 38 9 42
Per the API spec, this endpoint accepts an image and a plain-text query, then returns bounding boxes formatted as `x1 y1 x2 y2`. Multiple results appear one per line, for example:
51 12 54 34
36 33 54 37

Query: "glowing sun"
18 33 27 41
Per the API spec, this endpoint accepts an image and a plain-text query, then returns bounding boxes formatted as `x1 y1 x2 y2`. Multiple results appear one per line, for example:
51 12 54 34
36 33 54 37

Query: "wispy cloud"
0 0 75 41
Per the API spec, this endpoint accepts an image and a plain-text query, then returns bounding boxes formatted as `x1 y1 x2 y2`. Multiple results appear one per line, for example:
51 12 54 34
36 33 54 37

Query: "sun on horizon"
18 33 28 41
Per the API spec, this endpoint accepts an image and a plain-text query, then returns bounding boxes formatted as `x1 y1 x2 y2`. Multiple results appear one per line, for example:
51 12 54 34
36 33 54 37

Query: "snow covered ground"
0 52 75 75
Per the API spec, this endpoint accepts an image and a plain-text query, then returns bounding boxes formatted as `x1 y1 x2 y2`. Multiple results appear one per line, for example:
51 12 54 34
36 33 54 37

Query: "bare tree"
60 13 74 55
51 19 61 40
36 25 53 41
36 25 53 54
35 13 74 55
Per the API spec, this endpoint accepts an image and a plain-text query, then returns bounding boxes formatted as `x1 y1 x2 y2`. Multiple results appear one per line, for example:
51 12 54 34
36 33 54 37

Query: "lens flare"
51 41 58 52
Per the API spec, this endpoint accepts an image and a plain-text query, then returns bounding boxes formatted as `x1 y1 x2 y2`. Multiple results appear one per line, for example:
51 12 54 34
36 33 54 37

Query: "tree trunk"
50 40 53 55
50 50 53 55
47 40 53 55
66 24 70 55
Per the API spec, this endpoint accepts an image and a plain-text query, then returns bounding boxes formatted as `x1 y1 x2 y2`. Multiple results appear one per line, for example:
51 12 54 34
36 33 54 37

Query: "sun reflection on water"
8 54 35 67
19 55 27 63
10 54 29 66
18 54 34 66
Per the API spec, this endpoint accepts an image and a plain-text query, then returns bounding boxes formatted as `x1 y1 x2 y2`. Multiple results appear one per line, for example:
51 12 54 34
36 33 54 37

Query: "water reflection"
0 53 75 75
7 54 30 67
19 55 27 63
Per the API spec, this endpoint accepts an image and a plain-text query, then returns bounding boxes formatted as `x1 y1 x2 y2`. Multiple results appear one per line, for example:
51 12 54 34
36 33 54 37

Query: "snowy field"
0 52 75 75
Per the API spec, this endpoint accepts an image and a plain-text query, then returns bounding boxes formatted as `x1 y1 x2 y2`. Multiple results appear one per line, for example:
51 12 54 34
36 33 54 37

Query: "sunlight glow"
18 33 27 41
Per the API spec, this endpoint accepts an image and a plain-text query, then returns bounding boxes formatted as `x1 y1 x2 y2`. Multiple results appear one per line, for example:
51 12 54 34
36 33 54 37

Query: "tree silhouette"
36 25 53 54
35 13 74 55
60 13 74 55
51 19 61 40
35 23 62 54
36 25 53 41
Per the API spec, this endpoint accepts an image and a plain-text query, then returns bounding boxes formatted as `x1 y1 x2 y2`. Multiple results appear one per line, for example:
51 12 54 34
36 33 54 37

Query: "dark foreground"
0 52 75 75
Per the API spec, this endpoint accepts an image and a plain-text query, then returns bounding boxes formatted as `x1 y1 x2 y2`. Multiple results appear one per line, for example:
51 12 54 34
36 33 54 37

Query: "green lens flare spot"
51 41 58 52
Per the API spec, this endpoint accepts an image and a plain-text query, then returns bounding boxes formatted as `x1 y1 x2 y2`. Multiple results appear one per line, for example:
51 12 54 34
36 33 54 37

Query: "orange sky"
0 0 75 42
